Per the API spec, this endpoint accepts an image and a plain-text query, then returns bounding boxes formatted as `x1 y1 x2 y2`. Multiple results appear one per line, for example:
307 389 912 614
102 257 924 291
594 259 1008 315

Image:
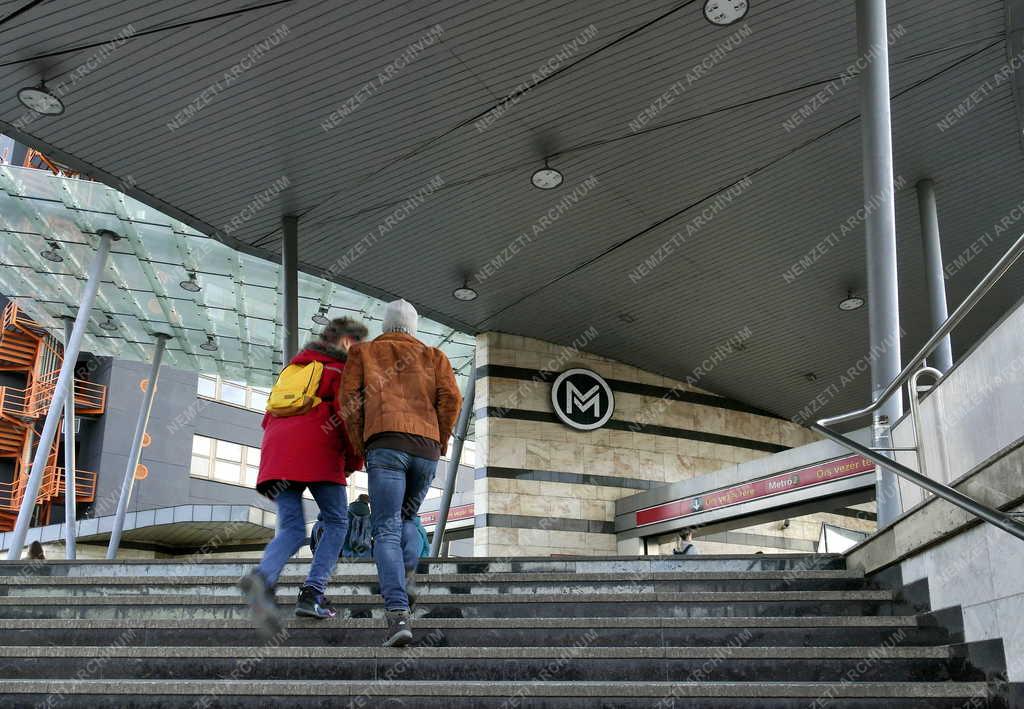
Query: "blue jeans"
256 482 348 593
366 448 437 610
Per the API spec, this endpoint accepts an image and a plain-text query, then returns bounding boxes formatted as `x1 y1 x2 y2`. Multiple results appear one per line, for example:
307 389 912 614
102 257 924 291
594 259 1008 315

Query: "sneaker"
383 609 413 647
405 570 419 609
295 586 337 619
238 571 284 639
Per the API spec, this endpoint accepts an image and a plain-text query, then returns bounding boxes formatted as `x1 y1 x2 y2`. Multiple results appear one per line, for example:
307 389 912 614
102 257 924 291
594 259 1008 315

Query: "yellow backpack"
266 361 325 417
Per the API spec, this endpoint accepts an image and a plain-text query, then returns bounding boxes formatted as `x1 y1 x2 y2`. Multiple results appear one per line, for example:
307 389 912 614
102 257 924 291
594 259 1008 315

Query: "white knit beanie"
382 298 418 335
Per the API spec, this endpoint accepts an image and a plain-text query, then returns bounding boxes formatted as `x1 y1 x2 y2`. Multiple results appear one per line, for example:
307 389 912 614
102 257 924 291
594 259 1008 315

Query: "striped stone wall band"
475 406 789 454
476 466 655 491
476 365 781 419
476 514 616 535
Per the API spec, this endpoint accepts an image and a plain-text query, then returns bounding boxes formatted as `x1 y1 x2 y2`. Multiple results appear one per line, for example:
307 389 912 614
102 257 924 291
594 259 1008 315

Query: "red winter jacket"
255 343 363 496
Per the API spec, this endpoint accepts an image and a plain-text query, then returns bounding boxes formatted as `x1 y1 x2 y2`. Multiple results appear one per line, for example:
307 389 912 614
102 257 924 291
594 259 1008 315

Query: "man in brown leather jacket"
339 299 462 646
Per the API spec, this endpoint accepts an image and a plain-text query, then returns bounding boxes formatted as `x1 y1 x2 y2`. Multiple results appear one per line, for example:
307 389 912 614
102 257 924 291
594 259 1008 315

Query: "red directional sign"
635 454 874 527
419 503 475 527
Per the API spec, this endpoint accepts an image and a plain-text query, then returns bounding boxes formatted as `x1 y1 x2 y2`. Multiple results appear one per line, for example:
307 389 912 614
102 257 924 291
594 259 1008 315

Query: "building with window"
0 295 475 557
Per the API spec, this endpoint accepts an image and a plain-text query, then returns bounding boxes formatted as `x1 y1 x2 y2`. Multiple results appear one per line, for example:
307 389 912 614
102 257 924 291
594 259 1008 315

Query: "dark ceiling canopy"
2 0 1022 423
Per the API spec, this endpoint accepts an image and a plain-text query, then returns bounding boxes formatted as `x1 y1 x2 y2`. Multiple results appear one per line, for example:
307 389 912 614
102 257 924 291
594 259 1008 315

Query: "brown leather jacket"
339 332 462 456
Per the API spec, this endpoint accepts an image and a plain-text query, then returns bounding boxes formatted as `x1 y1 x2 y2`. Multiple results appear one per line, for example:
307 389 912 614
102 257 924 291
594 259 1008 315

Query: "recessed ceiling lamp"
838 290 865 312
531 158 563 190
703 0 748 26
311 305 331 326
17 80 64 115
40 241 64 263
199 334 218 352
452 280 478 301
179 270 201 293
98 315 117 331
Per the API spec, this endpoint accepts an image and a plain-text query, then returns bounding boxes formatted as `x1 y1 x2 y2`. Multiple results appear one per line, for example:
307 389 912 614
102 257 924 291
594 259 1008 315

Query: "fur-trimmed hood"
299 340 348 362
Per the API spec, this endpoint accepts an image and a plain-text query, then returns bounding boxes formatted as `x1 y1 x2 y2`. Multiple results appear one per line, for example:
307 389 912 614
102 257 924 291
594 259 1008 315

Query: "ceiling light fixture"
703 0 748 26
199 334 218 352
838 291 865 312
98 316 117 331
179 270 201 293
452 280 478 301
531 158 563 190
17 80 65 116
40 241 64 263
311 305 331 326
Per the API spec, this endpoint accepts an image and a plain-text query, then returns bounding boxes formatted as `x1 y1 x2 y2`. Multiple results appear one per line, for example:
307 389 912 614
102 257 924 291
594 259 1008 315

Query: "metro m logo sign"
565 382 601 417
551 368 615 431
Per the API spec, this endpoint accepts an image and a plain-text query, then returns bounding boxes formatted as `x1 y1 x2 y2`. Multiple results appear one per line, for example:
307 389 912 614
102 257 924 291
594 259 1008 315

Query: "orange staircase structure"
0 302 105 532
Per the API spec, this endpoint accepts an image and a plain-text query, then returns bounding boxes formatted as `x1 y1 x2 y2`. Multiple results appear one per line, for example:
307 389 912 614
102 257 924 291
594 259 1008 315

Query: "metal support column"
105 334 170 559
6 230 116 560
857 0 903 525
430 356 476 558
916 179 953 373
282 215 299 362
61 316 77 559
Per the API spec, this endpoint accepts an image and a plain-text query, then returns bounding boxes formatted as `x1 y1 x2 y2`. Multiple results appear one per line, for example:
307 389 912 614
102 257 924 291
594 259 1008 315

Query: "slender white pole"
282 215 299 362
856 0 903 525
6 230 116 560
106 334 169 559
430 356 476 558
916 179 953 373
62 317 77 559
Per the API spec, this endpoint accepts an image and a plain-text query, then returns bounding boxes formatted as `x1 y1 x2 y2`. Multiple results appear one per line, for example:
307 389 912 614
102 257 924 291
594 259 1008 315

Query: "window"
190 435 211 477
197 375 217 398
190 435 261 488
196 375 272 413
220 381 247 407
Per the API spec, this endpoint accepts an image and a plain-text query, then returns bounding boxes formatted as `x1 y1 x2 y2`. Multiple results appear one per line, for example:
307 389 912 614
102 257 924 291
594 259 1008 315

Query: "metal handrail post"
429 354 476 558
5 230 117 561
908 366 943 485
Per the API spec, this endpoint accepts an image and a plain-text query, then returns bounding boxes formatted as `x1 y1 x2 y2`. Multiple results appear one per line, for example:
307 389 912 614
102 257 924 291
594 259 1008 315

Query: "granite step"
0 590 901 620
0 570 870 597
0 616 950 648
0 553 845 578
0 645 981 683
0 679 999 709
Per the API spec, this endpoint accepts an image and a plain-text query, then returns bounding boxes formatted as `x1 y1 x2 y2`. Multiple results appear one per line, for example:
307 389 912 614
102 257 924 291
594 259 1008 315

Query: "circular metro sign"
551 368 615 431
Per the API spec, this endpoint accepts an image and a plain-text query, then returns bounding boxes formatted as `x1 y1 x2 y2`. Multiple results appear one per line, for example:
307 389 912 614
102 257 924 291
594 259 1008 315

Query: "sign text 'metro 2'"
635 454 874 527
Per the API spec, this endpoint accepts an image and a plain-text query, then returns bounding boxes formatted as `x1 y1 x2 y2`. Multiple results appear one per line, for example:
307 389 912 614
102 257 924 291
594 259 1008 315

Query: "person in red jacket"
238 317 367 632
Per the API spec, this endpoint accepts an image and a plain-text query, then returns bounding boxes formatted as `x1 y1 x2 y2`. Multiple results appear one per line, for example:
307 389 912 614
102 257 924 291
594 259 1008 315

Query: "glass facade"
0 164 475 390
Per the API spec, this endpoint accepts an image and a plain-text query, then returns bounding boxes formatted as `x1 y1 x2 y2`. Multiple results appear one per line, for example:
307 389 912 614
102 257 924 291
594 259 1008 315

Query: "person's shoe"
294 586 337 619
238 571 283 639
405 570 419 609
383 609 413 647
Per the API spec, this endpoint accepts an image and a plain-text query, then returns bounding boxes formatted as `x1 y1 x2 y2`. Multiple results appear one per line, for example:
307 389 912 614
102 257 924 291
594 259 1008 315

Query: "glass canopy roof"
0 164 476 388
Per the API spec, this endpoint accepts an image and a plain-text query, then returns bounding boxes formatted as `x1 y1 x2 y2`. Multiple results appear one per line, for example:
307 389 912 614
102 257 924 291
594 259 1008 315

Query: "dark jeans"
366 448 437 610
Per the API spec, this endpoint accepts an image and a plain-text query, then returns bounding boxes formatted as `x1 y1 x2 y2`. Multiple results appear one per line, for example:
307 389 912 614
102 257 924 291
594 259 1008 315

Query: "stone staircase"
0 554 1009 707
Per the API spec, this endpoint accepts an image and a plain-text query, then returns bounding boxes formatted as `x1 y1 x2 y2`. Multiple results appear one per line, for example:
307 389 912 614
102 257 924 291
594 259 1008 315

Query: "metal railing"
813 231 1024 542
907 365 943 489
29 370 107 417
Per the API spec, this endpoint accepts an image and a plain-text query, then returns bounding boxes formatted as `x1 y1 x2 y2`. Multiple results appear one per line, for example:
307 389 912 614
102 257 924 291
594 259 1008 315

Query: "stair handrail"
812 231 1024 542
